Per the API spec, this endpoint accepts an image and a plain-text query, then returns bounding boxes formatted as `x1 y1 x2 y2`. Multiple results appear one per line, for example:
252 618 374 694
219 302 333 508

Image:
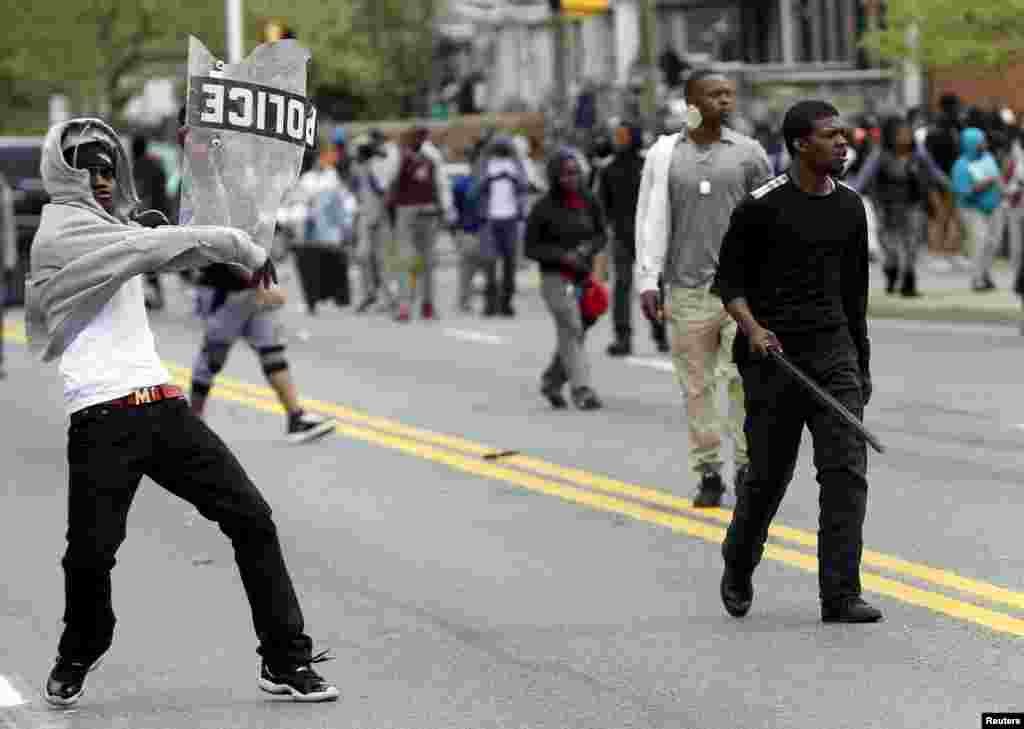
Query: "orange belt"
101 384 184 408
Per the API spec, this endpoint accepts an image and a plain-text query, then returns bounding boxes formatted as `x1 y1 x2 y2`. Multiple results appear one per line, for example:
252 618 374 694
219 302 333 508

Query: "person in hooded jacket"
524 149 607 410
952 127 1004 292
26 118 338 707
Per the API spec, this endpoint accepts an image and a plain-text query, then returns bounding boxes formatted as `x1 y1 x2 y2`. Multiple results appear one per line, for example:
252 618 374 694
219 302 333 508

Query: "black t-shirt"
713 174 870 372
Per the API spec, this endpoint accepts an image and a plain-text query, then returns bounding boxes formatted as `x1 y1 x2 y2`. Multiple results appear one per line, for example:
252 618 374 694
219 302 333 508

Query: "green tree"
0 0 440 132
252 0 441 119
2 0 226 130
861 0 1024 69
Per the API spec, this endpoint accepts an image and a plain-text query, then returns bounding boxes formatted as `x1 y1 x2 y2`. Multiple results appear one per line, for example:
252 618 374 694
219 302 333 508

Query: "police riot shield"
181 35 317 250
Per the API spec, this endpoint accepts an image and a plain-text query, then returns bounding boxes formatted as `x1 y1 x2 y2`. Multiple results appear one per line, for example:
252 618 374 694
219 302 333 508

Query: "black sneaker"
606 340 632 357
720 565 754 618
356 294 378 314
693 470 725 508
287 412 336 444
822 597 883 624
258 651 339 702
44 654 103 707
571 386 603 411
540 383 568 410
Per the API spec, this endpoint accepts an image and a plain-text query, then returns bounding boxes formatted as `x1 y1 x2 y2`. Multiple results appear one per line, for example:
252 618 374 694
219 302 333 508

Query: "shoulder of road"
865 256 1022 326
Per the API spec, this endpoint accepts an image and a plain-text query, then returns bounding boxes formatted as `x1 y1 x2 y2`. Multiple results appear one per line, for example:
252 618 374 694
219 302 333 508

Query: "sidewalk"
433 230 1022 327
867 255 1021 326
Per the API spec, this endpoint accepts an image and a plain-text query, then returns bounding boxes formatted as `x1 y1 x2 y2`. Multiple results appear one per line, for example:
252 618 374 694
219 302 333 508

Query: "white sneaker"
286 412 336 444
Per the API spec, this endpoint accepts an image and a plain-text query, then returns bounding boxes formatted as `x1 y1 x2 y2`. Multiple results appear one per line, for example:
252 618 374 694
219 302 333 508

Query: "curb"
867 287 1022 326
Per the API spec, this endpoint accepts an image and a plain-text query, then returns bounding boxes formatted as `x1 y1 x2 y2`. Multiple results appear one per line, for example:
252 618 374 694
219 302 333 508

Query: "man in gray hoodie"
27 118 338 706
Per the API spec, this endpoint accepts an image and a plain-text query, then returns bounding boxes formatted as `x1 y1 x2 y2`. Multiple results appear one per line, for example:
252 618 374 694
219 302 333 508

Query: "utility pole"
550 0 570 135
226 0 244 64
636 0 658 132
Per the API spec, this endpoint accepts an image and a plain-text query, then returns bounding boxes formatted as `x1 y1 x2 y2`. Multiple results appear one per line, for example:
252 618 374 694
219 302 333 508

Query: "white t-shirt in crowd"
485 159 521 221
59 275 170 415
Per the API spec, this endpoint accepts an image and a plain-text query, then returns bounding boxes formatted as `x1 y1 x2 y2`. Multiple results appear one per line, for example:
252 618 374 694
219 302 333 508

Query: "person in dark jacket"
524 150 607 410
599 124 668 356
851 115 930 297
132 135 170 310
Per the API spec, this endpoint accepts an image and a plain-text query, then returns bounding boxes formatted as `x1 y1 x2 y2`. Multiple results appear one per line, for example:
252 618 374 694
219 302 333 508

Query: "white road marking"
625 356 675 373
1016 424 1024 431
443 328 503 345
0 675 25 707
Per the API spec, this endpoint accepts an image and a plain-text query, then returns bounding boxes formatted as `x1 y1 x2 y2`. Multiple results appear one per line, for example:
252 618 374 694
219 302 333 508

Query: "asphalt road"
2 261 1023 729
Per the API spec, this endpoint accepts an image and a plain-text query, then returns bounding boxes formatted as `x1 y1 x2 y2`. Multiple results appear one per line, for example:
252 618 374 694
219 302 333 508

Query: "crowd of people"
823 93 1024 304
18 72 1024 710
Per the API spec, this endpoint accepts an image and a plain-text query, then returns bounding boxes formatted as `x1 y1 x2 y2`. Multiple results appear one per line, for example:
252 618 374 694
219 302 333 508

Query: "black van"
0 137 46 305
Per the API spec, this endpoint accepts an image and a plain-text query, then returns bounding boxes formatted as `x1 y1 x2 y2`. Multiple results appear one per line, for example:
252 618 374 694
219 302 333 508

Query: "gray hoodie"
26 118 267 362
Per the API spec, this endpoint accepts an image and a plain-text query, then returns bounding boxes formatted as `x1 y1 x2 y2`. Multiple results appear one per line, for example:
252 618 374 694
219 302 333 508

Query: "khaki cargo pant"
666 285 747 475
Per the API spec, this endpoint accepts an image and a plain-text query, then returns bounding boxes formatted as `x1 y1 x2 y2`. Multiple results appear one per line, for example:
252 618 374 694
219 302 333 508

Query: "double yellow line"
6 321 1024 637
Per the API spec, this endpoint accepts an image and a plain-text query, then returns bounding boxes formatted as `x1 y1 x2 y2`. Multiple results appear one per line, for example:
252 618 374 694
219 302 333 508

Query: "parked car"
0 137 46 305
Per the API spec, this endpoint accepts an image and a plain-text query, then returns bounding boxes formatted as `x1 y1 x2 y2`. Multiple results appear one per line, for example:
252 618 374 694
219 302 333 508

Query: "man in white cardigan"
634 70 773 508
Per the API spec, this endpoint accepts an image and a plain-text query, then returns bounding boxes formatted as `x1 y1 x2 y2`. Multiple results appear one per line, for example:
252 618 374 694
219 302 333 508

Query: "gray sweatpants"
540 272 590 391
357 213 392 302
961 206 1004 287
394 205 439 307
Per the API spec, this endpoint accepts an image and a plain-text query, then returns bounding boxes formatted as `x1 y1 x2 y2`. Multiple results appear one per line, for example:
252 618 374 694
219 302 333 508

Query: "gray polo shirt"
665 128 772 289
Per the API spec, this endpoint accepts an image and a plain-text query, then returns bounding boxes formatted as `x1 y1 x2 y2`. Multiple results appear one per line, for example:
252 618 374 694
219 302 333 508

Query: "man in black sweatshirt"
712 100 882 624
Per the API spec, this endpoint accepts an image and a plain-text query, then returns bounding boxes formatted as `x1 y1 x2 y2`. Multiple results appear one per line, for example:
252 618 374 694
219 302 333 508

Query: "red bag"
579 274 609 324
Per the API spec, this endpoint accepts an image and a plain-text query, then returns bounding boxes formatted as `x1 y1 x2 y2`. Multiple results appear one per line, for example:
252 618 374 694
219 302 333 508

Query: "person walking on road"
187 262 336 442
525 150 607 411
850 114 930 298
26 118 339 706
294 146 357 315
451 156 487 313
599 123 668 357
478 136 529 317
351 130 395 313
713 100 882 624
952 126 1004 292
634 69 773 508
177 117 336 443
387 126 456 322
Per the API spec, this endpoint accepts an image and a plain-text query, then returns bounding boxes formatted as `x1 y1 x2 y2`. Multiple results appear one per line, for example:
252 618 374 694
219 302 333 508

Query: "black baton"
767 349 886 454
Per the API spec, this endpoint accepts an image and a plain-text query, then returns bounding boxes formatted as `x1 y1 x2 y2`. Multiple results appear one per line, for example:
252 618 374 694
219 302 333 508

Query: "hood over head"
960 127 987 160
41 118 140 220
545 147 584 200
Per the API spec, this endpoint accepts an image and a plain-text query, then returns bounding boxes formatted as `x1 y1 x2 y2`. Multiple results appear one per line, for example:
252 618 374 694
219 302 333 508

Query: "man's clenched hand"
640 289 663 322
250 258 278 289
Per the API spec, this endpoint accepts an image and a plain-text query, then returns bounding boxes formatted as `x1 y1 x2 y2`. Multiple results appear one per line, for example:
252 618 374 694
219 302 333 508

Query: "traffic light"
548 0 610 17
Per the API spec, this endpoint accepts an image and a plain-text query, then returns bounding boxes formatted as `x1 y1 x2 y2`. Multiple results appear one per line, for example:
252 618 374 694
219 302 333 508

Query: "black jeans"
611 245 665 344
61 397 312 667
722 327 868 603
611 249 634 340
